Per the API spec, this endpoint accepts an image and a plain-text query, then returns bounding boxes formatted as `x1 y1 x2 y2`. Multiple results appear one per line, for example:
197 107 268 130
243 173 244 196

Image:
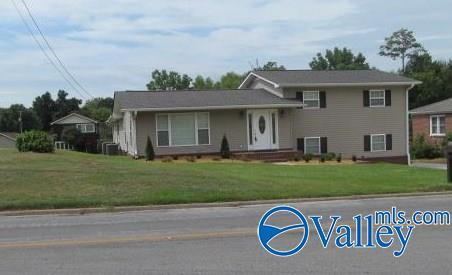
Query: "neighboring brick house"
410 97 452 145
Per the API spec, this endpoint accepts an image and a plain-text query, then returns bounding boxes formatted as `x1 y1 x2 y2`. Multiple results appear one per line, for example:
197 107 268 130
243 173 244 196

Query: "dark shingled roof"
114 89 302 110
410 97 452 115
251 69 420 87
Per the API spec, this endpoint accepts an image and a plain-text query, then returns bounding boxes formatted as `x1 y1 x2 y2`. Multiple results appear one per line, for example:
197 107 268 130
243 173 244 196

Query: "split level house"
110 70 421 163
410 97 452 144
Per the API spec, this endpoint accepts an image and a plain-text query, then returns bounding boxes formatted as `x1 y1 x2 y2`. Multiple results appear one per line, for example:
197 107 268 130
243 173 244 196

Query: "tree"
0 104 40 132
379 28 424 73
32 92 56 131
54 90 82 119
405 52 452 109
255 61 286 71
145 136 155 161
220 135 231 159
309 47 370 70
215 72 245 89
146 69 192 91
193 75 215 89
81 97 113 122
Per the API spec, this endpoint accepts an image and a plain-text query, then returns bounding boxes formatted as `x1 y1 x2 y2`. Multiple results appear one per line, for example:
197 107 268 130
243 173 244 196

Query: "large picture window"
430 115 446 136
156 112 210 147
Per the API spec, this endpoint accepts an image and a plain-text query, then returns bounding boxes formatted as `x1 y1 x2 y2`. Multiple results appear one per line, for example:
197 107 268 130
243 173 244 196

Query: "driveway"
0 194 451 274
412 162 447 170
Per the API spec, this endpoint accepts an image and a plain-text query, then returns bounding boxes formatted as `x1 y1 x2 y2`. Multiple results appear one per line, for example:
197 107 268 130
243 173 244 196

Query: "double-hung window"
430 115 446 136
156 114 170 146
156 112 210 147
371 134 386 152
369 90 385 107
303 91 320 109
196 113 210 145
305 137 320 154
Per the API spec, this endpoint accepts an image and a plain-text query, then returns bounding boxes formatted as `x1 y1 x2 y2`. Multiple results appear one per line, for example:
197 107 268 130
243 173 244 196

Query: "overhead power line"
10 0 87 100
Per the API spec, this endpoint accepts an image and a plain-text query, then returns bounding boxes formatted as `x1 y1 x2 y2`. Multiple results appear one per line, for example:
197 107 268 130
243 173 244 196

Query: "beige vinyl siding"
284 86 408 158
136 110 247 156
278 108 293 149
135 108 293 156
247 78 284 97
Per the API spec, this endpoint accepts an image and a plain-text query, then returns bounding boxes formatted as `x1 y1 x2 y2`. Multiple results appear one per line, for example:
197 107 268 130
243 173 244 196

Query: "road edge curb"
2 191 452 217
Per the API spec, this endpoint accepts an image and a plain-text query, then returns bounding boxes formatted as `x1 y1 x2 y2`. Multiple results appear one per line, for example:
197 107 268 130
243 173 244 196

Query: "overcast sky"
1 0 451 107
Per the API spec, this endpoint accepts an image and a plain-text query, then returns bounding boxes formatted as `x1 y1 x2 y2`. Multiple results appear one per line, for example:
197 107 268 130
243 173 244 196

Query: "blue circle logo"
257 206 309 257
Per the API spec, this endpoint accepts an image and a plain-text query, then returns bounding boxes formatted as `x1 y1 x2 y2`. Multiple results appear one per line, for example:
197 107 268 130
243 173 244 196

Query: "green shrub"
352 155 357 162
325 152 336 161
161 157 173 163
320 154 326 163
303 153 313 163
172 155 179 161
336 153 342 163
145 136 155 161
411 135 442 159
186 156 196 162
220 135 231 159
61 128 98 153
16 131 54 153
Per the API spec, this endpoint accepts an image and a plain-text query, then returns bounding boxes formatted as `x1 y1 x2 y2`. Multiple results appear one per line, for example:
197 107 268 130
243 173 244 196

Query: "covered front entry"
247 109 279 151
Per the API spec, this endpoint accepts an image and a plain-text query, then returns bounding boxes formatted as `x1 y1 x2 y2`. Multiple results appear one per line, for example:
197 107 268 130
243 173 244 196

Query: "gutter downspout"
406 84 416 166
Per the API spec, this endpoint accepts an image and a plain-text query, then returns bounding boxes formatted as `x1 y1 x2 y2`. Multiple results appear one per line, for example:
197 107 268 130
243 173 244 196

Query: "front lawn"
0 149 450 210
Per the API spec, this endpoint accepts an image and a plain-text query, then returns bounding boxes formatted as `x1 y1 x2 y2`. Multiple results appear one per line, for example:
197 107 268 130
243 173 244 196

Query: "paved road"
0 195 451 274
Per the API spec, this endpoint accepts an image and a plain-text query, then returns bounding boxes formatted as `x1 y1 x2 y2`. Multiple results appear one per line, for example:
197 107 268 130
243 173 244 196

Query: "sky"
1 0 452 107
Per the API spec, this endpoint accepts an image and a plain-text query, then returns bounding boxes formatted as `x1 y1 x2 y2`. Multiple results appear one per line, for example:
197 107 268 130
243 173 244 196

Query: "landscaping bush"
145 136 155 161
186 156 196 162
303 153 313 163
220 135 231 159
16 131 54 153
320 154 326 163
61 128 98 153
325 152 336 161
161 157 173 163
411 135 442 159
352 155 357 162
172 155 179 161
196 154 202 159
336 153 342 163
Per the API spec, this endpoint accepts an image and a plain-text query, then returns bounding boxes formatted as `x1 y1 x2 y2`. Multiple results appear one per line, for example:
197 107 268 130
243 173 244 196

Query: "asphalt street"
0 194 450 274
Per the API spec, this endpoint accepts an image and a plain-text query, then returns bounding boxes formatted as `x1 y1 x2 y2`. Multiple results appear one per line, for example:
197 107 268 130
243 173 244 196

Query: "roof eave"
50 112 98 125
120 103 303 112
410 110 452 115
279 81 422 88
238 72 280 89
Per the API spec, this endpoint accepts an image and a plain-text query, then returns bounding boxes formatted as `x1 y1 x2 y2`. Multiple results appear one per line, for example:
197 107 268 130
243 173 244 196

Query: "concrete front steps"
233 150 298 162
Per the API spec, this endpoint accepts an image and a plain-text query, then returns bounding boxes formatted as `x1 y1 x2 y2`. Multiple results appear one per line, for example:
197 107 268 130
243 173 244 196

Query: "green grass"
0 149 450 210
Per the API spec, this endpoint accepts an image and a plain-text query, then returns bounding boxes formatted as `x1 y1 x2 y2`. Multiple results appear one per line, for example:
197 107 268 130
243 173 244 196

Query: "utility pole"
19 111 23 133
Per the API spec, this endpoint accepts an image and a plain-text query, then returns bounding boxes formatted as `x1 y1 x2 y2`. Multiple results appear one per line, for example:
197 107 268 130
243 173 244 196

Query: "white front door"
247 109 278 151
